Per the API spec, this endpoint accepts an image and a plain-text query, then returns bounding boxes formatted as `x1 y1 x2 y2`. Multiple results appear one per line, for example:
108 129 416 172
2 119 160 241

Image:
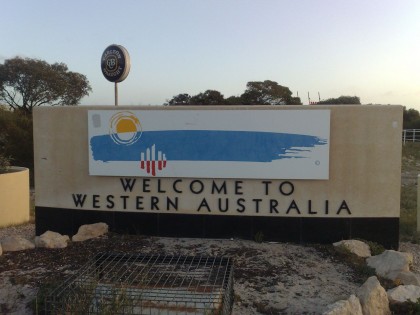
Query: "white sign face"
88 109 330 179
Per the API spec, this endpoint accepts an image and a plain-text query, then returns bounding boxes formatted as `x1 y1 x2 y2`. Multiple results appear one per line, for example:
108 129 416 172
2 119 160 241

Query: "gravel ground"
0 223 35 240
400 242 420 275
0 223 420 314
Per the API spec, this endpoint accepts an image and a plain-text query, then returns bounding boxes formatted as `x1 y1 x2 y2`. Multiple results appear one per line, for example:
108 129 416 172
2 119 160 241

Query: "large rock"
394 271 420 286
322 294 362 315
72 222 108 242
356 276 391 315
1 236 35 252
333 240 371 258
387 285 420 303
366 250 413 280
35 231 70 249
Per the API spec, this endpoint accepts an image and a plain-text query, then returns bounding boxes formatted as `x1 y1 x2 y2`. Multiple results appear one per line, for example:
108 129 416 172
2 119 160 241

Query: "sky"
2 0 420 110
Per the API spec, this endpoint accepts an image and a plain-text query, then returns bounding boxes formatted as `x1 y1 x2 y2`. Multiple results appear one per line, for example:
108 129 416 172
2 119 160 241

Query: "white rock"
356 276 391 315
34 231 70 249
72 222 108 242
322 294 362 315
366 250 413 280
387 285 420 303
394 271 420 286
1 236 35 252
333 240 371 258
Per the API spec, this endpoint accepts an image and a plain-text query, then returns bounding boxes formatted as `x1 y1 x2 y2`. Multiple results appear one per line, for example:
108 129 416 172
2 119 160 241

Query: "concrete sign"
88 110 330 179
34 105 403 248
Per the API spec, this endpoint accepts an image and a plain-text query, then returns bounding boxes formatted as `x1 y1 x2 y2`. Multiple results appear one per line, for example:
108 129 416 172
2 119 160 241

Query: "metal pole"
115 82 118 106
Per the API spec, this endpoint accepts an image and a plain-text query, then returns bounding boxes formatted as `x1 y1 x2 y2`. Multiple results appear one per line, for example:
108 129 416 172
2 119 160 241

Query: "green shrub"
390 296 420 315
0 132 11 172
366 241 386 256
0 108 33 181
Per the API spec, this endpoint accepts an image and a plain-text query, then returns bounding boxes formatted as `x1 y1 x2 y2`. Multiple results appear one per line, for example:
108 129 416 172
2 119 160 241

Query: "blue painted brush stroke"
90 130 327 162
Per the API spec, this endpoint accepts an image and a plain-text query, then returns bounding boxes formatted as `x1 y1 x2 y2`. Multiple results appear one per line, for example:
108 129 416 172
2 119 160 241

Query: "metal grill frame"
43 253 234 315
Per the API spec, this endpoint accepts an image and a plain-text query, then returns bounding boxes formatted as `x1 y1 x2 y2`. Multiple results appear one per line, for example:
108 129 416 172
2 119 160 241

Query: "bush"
0 133 11 172
0 107 33 180
390 296 420 315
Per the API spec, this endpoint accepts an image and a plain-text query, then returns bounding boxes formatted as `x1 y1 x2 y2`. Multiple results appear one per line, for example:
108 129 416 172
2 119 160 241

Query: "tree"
165 93 192 106
317 96 361 105
224 96 243 105
403 107 420 129
240 80 302 105
190 90 225 105
0 57 92 113
165 80 301 106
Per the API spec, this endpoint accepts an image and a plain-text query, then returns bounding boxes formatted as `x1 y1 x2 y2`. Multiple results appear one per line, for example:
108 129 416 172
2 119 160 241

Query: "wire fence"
403 129 420 144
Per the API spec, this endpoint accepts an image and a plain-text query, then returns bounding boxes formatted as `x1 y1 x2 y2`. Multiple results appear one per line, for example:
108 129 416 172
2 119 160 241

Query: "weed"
365 241 386 256
234 293 242 303
254 231 264 243
31 280 58 315
390 296 420 315
33 278 137 315
253 300 282 315
400 143 420 242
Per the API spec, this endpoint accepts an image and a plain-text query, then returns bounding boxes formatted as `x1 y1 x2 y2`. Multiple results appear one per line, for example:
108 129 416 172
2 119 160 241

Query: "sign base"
35 207 399 249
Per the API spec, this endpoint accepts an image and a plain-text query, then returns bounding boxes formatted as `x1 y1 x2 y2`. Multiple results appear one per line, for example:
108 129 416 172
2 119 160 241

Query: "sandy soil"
1 223 419 315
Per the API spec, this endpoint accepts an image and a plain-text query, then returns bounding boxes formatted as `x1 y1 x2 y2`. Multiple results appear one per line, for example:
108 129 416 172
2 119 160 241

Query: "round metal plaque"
101 44 131 83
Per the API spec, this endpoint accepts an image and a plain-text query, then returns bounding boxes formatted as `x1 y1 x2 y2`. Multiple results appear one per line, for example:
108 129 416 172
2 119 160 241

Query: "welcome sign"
88 110 330 179
34 105 402 248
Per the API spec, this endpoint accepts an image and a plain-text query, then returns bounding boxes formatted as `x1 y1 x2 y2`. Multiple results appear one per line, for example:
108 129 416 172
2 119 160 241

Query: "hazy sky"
2 0 420 110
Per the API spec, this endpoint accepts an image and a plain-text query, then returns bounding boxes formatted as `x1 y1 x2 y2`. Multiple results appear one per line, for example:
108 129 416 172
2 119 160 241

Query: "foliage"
0 57 92 113
241 80 301 105
400 143 420 242
0 132 11 172
165 80 302 105
403 107 420 129
224 96 243 105
165 93 192 106
0 107 33 176
316 96 361 105
390 296 420 315
190 90 225 105
365 241 385 256
402 142 420 172
400 185 418 241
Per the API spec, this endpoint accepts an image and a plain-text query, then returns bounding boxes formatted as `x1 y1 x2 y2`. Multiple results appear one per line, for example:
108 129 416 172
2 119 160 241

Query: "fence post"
402 129 420 143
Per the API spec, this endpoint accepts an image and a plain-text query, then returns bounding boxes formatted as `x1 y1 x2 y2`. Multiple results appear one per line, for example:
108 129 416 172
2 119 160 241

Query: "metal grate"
43 253 234 315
